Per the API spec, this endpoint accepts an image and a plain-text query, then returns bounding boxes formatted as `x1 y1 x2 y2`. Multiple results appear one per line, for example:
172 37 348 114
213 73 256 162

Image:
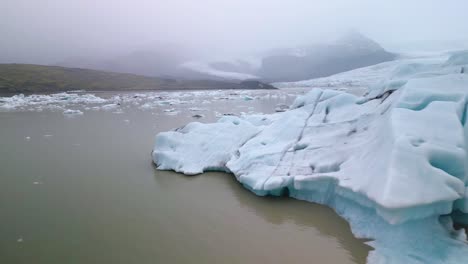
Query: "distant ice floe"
153 50 468 263
0 93 106 112
0 88 302 117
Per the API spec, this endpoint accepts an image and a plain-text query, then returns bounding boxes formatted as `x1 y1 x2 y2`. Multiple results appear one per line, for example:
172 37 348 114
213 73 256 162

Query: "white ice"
0 92 107 112
1 89 302 116
152 50 468 263
63 109 83 116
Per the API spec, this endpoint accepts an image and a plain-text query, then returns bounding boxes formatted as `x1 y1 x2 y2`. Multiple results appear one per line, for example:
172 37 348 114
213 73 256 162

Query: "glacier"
152 51 468 263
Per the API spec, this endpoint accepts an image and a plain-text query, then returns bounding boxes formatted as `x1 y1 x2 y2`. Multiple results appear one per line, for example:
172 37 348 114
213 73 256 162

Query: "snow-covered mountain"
184 32 396 82
257 32 395 82
56 32 395 83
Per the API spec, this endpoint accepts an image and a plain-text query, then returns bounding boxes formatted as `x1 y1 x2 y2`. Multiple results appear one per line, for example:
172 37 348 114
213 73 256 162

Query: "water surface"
0 90 371 263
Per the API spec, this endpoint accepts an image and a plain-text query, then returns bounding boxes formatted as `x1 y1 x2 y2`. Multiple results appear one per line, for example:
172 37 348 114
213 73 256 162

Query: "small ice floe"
43 134 53 138
188 107 205 112
33 181 43 185
25 136 31 141
139 103 154 110
163 108 179 115
123 119 130 123
63 109 83 116
159 99 185 106
192 114 204 119
243 96 254 101
112 109 124 114
101 103 119 111
67 89 86 93
275 104 289 112
17 238 23 243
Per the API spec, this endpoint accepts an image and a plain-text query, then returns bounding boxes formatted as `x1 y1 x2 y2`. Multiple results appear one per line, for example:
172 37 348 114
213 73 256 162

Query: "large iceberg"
152 51 468 263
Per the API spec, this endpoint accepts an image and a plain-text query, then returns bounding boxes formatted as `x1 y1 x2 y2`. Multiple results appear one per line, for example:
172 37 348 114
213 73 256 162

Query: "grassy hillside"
0 64 273 93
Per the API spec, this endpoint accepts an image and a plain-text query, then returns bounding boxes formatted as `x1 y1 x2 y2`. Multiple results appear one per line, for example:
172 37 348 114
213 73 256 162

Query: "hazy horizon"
2 0 468 65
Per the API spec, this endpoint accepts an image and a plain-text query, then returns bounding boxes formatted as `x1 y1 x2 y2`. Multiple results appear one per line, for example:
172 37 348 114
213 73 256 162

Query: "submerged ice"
153 51 468 263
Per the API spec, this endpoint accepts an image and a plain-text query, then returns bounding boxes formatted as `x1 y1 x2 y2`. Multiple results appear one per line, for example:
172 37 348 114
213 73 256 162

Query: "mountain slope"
258 32 396 82
0 64 275 93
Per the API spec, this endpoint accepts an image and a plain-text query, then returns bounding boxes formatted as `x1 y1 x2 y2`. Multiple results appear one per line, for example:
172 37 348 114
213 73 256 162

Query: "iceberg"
152 51 468 263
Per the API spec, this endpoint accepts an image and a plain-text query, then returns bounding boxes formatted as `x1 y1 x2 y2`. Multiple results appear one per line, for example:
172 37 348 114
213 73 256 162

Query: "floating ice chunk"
188 107 205 112
101 104 119 111
63 109 83 116
274 104 289 112
112 109 124 114
163 108 179 115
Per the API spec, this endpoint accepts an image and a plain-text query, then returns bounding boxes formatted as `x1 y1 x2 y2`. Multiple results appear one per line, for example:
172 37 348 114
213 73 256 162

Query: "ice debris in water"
274 104 289 112
101 103 119 111
0 89 302 114
0 92 107 111
152 50 468 264
63 109 83 116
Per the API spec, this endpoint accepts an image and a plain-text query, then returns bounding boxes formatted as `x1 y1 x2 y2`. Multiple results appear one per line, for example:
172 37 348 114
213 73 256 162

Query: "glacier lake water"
0 90 371 263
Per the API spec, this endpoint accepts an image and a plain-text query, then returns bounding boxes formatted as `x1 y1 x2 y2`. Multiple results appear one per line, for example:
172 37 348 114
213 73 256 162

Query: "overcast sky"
2 0 468 64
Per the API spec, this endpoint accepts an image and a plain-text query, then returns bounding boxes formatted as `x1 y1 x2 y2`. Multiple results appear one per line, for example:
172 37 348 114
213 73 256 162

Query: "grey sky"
2 0 468 64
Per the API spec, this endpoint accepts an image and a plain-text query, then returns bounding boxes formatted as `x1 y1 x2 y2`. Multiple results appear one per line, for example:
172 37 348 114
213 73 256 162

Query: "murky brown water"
0 91 370 264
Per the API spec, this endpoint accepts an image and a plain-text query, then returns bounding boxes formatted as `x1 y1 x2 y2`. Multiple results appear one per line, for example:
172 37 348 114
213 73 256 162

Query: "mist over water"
2 0 468 65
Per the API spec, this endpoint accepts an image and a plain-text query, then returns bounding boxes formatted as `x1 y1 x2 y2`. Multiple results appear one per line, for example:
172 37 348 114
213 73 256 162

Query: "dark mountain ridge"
0 64 275 93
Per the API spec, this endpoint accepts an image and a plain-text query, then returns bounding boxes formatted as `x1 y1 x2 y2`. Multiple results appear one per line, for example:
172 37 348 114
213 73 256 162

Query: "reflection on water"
0 90 370 264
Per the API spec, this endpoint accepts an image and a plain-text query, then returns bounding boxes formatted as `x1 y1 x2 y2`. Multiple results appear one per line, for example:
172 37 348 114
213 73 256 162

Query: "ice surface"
152 51 468 263
154 116 263 175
